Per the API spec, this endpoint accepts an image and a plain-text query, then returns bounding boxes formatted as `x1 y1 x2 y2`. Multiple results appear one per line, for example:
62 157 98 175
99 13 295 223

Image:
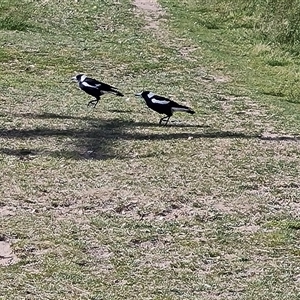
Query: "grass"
0 0 37 31
1 0 300 299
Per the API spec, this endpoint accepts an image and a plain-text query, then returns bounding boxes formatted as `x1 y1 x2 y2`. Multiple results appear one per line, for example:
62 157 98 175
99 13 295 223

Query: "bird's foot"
87 100 97 108
159 116 170 126
159 119 165 126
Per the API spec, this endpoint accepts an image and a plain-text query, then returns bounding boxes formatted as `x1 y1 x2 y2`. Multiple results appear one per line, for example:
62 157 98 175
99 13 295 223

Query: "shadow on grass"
1 117 298 160
9 112 207 128
0 118 258 139
107 109 135 113
11 112 204 127
10 112 101 122
259 135 300 141
0 148 37 157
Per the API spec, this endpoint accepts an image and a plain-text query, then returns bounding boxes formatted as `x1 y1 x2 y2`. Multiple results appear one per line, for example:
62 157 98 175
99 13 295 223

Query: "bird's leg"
93 97 100 108
87 100 96 107
159 116 165 125
164 116 171 126
87 97 100 108
159 116 170 126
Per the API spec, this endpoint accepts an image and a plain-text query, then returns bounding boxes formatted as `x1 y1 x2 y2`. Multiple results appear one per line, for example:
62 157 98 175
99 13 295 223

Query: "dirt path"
133 0 166 31
133 0 200 58
132 0 229 77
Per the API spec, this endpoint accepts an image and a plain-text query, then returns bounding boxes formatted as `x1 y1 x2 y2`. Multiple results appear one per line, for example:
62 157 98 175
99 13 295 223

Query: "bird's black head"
72 74 85 82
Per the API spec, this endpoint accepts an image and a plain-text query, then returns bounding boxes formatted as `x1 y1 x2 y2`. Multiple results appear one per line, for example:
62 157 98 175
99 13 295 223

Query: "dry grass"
0 0 300 299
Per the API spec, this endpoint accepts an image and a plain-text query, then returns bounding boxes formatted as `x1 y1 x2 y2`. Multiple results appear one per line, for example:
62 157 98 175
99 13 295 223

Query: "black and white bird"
72 74 124 108
135 91 195 125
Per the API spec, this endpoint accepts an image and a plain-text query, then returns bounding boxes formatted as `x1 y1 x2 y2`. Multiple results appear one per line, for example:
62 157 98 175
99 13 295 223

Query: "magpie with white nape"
72 74 124 108
135 91 195 125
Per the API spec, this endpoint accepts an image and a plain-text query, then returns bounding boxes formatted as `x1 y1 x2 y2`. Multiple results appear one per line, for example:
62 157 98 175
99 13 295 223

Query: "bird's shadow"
107 109 134 114
9 112 100 122
6 112 209 128
1 114 299 160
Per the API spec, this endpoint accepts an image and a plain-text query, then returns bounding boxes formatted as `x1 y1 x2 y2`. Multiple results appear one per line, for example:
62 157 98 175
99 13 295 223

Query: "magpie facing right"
72 74 124 108
135 91 195 125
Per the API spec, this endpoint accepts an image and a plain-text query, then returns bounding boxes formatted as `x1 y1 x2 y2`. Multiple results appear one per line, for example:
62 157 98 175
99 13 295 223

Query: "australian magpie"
135 91 195 125
72 74 124 108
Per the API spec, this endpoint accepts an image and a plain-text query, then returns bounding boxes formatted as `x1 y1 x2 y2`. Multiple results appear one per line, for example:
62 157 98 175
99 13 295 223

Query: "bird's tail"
111 89 124 97
172 105 195 114
186 107 195 114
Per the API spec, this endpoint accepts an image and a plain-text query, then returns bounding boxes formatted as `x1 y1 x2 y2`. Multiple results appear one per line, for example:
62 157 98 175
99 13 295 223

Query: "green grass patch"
0 0 300 299
0 0 37 31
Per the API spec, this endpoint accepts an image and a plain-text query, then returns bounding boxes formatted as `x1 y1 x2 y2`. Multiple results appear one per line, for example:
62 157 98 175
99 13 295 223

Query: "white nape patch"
80 74 87 82
152 98 170 105
171 107 189 112
82 81 98 89
147 92 155 98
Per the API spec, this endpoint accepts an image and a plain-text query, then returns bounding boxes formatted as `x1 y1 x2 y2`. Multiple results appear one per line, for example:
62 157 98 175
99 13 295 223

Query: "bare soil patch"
133 0 165 31
0 206 16 217
0 240 19 266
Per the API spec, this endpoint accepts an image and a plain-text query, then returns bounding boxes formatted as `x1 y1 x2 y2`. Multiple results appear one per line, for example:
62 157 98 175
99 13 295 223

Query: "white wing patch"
82 81 98 89
171 107 189 112
152 98 170 105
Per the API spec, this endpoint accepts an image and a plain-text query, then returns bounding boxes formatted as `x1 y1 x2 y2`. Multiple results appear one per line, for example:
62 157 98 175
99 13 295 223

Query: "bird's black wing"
155 95 188 109
83 77 123 96
98 81 123 96
99 82 118 92
150 94 171 105
84 78 102 87
169 99 187 108
152 94 171 102
155 94 194 112
169 99 195 114
88 78 124 96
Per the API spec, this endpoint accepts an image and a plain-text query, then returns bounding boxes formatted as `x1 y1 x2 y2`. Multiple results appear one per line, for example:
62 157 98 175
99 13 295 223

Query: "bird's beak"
71 76 77 82
135 92 142 97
